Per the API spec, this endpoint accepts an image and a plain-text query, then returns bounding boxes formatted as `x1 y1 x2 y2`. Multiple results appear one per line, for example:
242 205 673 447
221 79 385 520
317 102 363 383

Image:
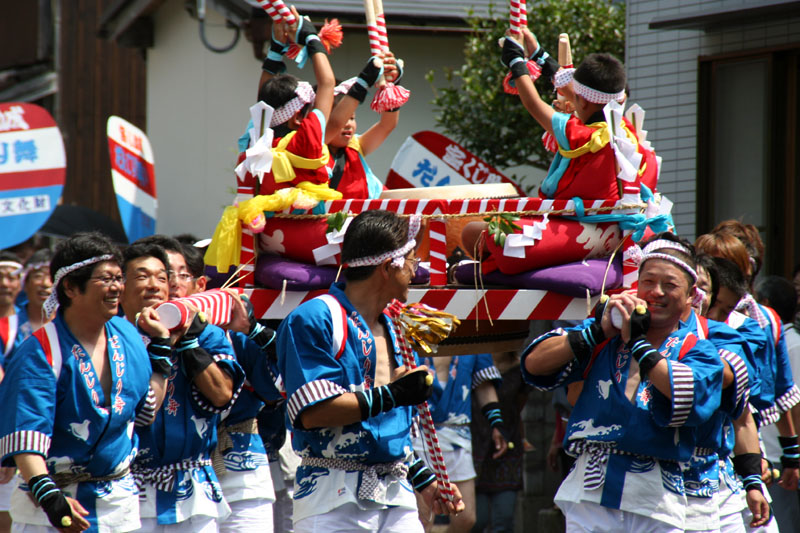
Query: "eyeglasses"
169 271 196 283
406 257 421 271
90 275 125 287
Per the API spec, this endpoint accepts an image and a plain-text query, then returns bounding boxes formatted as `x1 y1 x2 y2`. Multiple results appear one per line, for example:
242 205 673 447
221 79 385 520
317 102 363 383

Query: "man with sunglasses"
0 232 169 532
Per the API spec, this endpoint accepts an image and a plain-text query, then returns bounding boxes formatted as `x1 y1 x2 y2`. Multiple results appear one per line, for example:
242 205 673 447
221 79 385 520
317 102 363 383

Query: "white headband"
345 215 421 269
43 254 115 316
0 261 23 275
571 77 626 105
554 68 575 90
334 77 357 96
22 261 49 280
270 82 316 127
628 239 698 284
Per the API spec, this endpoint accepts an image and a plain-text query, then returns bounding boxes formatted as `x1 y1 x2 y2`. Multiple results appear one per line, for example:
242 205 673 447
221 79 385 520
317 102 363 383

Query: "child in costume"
324 53 403 199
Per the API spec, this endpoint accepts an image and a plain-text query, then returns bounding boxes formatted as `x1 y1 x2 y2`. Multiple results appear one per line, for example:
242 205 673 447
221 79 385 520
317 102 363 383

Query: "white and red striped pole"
387 301 455 502
255 0 296 24
365 0 410 113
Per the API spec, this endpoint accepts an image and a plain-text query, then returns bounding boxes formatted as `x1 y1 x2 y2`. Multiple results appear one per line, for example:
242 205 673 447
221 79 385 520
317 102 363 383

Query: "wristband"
354 370 432 420
629 337 663 379
147 337 173 378
779 435 800 468
566 322 605 363
733 453 764 490
29 474 73 529
262 38 289 75
176 321 215 381
407 456 436 492
530 46 561 79
355 385 396 420
305 36 327 56
481 401 504 428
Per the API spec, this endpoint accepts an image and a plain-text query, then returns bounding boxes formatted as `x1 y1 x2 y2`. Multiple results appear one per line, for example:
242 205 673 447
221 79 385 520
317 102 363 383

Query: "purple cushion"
454 256 623 297
255 255 430 290
256 255 338 290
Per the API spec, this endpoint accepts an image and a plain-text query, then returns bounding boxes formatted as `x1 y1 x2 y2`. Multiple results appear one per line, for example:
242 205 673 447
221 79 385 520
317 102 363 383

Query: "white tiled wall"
626 0 800 238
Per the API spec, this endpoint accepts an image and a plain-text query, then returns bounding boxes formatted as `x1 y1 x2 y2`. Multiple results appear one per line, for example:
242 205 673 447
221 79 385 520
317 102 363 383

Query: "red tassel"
502 61 542 95
318 18 343 53
370 83 410 113
542 131 558 152
286 18 343 58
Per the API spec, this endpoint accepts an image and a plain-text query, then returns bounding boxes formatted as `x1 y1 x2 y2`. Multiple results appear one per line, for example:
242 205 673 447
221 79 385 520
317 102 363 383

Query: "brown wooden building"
0 0 147 232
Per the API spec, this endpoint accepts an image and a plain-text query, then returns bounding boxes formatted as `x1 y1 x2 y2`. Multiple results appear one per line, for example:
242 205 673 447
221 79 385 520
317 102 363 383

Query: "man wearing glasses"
0 232 169 532
119 239 245 533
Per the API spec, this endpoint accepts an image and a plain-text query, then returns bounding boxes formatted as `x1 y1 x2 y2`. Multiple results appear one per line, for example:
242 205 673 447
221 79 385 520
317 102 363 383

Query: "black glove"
530 45 561 80
176 314 215 382
625 305 661 379
355 369 432 420
295 16 326 56
566 296 609 364
733 453 766 491
407 454 436 492
147 336 173 378
347 57 384 103
29 474 73 529
262 36 289 75
501 37 529 80
779 435 800 468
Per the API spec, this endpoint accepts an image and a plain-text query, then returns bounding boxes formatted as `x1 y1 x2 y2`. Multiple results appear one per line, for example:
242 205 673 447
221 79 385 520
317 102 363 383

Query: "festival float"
201 0 674 358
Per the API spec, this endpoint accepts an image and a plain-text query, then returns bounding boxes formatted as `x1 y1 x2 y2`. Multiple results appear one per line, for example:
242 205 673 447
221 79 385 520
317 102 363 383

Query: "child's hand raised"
521 28 539 58
381 51 404 84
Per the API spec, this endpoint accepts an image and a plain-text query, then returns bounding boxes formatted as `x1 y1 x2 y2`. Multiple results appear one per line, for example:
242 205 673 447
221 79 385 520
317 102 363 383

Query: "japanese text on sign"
441 143 502 185
0 195 50 217
0 140 38 166
0 106 30 132
412 159 451 187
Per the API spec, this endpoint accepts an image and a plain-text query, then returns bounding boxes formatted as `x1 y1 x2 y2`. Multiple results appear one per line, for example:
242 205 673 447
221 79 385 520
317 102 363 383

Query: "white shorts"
0 476 18 512
134 515 218 533
560 500 684 533
294 502 423 533
219 498 273 533
417 446 476 483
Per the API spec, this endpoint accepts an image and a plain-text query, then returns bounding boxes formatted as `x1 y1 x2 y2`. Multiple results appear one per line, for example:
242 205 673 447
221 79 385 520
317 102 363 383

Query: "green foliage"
426 0 625 194
484 212 522 247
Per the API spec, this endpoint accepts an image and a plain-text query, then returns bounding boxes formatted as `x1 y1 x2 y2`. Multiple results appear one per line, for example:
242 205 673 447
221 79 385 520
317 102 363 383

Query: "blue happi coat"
0 313 154 532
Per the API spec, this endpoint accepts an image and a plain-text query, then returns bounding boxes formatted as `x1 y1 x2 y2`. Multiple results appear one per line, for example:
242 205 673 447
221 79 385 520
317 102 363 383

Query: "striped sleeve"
776 384 800 414
666 361 695 427
719 349 750 419
472 366 502 389
521 328 580 391
134 387 158 427
287 379 348 428
0 430 51 462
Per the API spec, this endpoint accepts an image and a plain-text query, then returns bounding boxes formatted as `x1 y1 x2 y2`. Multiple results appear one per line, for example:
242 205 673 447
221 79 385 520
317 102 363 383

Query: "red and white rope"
366 23 384 56
509 0 523 35
386 300 455 501
264 0 296 24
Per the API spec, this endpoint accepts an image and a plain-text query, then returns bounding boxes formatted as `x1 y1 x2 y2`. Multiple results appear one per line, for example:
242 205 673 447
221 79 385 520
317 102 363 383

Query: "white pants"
219 498 274 533
742 507 780 533
135 515 218 533
294 502 423 533
719 510 746 533
560 500 684 533
0 477 17 512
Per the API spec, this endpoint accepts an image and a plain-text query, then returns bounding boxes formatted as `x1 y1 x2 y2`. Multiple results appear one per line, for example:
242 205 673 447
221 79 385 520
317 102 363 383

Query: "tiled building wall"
626 0 800 239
